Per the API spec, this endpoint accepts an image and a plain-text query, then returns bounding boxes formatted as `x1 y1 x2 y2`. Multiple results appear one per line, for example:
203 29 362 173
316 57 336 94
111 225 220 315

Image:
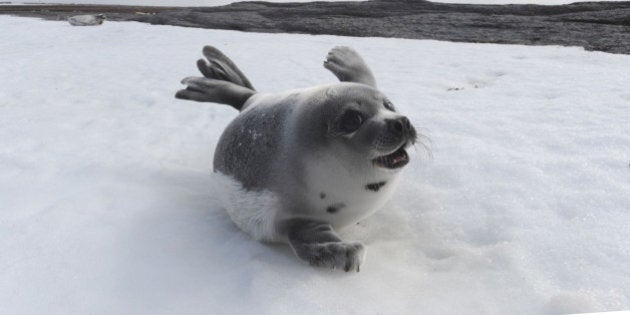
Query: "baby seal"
176 46 417 272
68 14 106 26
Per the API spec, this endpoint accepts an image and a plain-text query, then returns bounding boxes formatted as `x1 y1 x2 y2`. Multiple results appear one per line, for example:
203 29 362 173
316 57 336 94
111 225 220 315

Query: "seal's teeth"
372 144 409 169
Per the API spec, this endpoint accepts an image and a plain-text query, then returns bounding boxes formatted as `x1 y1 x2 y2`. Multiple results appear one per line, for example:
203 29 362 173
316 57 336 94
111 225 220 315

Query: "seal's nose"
387 117 410 135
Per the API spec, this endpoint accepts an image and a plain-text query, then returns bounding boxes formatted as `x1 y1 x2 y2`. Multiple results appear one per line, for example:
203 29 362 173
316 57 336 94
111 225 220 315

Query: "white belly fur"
302 154 400 230
211 172 280 242
211 158 399 242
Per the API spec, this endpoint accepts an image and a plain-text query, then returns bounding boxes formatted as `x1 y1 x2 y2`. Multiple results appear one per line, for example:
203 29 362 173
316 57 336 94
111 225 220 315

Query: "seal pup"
176 46 417 272
68 14 106 26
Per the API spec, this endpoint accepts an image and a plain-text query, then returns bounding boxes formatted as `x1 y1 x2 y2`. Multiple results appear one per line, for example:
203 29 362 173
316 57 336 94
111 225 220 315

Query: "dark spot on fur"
326 203 346 214
366 181 386 192
320 192 326 199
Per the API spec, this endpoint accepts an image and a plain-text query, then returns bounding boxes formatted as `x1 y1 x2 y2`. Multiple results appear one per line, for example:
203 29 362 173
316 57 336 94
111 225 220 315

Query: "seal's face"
325 85 418 172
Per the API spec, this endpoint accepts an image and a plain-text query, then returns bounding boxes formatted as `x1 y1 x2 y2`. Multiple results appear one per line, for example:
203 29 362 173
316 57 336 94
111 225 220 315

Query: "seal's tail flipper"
176 77 255 111
176 46 255 111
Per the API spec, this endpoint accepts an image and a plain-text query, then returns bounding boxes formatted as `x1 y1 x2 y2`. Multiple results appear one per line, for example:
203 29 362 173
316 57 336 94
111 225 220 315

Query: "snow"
2 0 629 7
1 15 629 314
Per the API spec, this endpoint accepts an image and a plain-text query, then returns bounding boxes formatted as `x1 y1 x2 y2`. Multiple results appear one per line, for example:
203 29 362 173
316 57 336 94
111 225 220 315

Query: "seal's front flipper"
324 46 377 88
284 218 365 272
176 77 255 110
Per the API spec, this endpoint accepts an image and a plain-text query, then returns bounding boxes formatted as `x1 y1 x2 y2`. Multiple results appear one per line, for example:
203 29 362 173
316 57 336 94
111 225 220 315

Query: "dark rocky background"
2 0 630 54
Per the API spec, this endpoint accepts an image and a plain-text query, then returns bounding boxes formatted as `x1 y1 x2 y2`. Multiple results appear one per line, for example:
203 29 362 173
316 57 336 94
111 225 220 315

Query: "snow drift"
1 16 629 314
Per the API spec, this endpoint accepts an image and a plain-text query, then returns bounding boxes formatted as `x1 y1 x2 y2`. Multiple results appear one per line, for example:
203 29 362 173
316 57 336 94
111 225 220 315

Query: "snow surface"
2 0 629 7
1 15 630 314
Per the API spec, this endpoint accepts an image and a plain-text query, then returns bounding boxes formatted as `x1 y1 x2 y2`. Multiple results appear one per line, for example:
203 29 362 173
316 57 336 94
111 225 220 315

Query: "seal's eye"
384 100 395 111
340 110 364 133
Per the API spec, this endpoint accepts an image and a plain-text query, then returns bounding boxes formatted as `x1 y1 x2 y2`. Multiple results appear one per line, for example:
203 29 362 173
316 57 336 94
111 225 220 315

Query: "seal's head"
94 14 107 24
317 83 418 173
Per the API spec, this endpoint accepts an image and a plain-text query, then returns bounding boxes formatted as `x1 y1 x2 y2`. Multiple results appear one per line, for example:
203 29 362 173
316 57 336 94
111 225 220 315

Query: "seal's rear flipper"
176 77 255 111
198 46 255 91
177 46 255 110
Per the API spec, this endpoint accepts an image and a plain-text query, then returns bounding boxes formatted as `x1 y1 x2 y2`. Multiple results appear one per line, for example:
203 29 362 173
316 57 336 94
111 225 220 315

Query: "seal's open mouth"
373 144 409 169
